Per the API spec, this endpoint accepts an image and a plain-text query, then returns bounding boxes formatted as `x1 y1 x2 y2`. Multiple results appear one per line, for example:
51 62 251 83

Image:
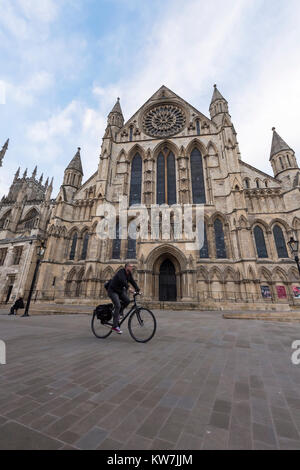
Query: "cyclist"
107 263 140 334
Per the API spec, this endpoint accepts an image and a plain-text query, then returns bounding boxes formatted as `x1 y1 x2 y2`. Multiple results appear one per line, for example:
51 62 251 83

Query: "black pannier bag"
94 303 113 323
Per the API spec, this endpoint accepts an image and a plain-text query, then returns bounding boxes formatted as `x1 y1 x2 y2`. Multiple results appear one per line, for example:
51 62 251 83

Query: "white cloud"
3 72 54 106
17 0 59 23
27 101 80 142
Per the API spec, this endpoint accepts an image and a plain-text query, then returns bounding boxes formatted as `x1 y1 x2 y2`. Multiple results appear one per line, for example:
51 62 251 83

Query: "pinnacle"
66 148 83 174
270 128 293 159
110 97 123 116
210 84 227 105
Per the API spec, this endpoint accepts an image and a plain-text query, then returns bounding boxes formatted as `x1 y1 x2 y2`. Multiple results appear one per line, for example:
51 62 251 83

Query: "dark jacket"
14 298 24 309
108 268 139 295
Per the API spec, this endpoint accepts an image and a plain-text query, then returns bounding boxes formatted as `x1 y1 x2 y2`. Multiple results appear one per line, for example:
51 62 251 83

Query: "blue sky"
0 0 300 197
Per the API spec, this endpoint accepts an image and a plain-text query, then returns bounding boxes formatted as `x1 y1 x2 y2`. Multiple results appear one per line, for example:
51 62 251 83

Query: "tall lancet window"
254 226 268 258
156 148 176 205
69 232 78 260
273 225 288 258
199 223 209 259
190 148 206 204
129 153 142 206
112 221 121 259
81 232 89 260
214 218 227 259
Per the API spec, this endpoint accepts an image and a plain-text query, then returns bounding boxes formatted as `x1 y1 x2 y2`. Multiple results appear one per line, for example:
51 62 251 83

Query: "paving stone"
228 424 252 450
273 419 300 440
150 438 174 450
2 310 300 450
252 422 277 446
74 426 107 450
209 411 230 430
0 421 63 450
97 438 124 450
124 434 152 450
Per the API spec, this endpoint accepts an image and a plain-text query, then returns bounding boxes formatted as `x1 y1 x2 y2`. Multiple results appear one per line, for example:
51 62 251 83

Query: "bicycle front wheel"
128 308 156 343
91 312 112 339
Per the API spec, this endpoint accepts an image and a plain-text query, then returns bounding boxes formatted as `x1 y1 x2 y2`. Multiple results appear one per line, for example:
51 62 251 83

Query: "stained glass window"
157 149 176 205
254 226 268 258
273 225 288 258
191 148 206 204
157 152 166 205
112 221 121 259
81 233 89 260
127 237 136 259
214 219 227 259
200 223 209 258
129 153 142 206
69 233 78 260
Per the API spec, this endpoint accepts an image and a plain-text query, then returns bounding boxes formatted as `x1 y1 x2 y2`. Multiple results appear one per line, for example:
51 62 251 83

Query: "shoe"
112 326 123 334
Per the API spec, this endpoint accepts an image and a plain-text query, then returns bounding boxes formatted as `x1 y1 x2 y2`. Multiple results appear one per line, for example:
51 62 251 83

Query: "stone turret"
107 98 124 130
270 128 299 189
61 148 83 202
209 85 231 127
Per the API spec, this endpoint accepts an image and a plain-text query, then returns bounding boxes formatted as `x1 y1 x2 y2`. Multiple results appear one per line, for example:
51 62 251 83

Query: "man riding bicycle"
106 263 140 334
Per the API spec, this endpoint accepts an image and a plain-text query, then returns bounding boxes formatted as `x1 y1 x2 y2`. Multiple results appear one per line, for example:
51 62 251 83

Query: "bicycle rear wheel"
128 308 156 343
91 312 112 339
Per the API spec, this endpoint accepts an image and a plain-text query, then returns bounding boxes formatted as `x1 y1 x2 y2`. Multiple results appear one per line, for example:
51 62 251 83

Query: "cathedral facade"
1 85 300 310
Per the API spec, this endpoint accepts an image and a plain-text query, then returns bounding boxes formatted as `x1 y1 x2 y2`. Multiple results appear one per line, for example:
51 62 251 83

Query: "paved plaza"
1 308 300 450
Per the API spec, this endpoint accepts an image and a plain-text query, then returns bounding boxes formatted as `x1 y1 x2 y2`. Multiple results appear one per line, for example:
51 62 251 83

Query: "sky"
0 0 300 198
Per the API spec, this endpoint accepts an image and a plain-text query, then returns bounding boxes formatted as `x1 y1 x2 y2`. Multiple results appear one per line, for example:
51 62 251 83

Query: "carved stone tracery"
142 104 186 138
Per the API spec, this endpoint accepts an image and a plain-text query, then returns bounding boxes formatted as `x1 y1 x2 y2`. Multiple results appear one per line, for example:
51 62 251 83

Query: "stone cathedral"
1 85 300 310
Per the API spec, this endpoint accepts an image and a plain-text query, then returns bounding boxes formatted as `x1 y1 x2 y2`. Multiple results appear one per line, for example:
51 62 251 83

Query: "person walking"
107 263 140 334
8 297 25 315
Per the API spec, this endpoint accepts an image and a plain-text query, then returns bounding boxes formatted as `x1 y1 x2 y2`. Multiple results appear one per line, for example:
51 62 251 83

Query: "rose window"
143 105 186 137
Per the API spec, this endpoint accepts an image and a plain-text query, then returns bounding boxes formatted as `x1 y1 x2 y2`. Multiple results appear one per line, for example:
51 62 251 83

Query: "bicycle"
91 292 156 343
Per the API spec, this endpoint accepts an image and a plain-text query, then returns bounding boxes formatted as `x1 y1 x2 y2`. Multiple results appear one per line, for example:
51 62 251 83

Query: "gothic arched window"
196 120 200 136
129 153 142 206
214 218 227 259
127 238 136 259
69 232 78 260
81 233 89 260
273 225 288 258
112 221 121 259
190 148 206 204
254 226 268 258
200 223 209 258
129 126 133 142
156 148 176 205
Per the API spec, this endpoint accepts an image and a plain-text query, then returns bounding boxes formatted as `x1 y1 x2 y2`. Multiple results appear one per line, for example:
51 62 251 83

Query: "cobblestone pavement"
1 309 300 450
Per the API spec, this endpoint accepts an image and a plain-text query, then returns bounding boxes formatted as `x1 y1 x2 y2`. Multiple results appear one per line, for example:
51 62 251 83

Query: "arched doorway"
159 259 177 301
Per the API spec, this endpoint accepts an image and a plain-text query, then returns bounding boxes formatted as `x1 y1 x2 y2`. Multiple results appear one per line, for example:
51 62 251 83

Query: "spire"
107 98 124 129
39 173 43 184
66 147 83 174
14 167 20 180
46 177 54 201
210 84 228 105
44 177 49 189
32 166 37 178
270 127 293 159
23 168 28 179
110 97 123 115
0 138 9 167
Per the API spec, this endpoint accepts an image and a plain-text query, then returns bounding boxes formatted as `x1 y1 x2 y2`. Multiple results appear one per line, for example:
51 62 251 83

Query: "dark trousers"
108 290 130 328
9 307 18 315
